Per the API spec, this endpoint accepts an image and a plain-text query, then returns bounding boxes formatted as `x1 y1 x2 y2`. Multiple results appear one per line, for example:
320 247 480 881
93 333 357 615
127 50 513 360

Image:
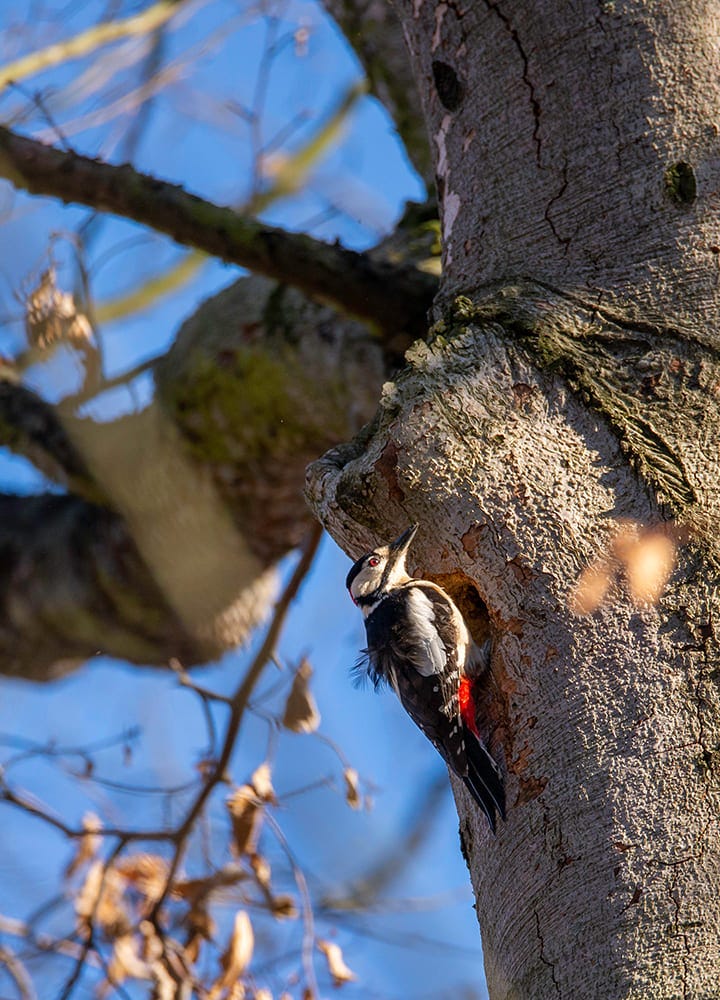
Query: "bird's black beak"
388 523 418 562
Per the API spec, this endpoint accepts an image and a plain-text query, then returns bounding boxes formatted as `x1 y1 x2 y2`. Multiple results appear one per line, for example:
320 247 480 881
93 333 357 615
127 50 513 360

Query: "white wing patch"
407 588 447 675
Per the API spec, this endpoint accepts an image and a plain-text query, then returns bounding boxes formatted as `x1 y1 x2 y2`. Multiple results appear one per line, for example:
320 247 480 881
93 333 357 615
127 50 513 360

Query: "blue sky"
0 2 488 997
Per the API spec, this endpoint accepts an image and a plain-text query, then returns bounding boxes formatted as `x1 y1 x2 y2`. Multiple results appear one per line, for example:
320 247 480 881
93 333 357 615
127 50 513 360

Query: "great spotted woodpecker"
346 524 505 831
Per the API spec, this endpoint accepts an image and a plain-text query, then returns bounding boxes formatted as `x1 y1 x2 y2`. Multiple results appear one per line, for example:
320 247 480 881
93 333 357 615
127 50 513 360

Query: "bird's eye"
368 556 380 567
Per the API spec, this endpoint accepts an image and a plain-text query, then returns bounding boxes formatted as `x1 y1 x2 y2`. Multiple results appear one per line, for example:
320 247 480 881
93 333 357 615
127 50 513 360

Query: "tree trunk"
309 2 720 996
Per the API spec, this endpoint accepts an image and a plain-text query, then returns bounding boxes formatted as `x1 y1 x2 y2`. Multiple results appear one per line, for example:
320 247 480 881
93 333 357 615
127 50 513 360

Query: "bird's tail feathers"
462 728 506 833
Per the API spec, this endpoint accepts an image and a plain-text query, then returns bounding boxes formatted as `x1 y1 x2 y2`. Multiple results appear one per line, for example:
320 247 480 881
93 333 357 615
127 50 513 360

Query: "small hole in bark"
664 161 697 205
432 60 465 112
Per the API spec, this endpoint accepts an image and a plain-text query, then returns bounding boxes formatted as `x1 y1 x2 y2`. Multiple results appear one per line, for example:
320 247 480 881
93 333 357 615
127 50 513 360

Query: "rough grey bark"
307 1 720 996
403 0 720 335
308 319 720 999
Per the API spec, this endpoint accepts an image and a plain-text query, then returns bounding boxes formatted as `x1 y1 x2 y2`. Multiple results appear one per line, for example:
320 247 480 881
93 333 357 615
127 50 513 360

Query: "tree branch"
0 0 187 92
0 493 207 680
0 381 103 502
0 271 388 680
0 125 437 337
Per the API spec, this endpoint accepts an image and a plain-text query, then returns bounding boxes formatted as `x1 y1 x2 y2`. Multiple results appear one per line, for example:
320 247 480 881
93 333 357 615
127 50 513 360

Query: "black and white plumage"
346 524 505 832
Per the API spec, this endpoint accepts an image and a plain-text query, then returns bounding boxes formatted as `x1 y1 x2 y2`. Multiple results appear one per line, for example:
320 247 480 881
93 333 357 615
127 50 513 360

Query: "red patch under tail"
459 675 479 737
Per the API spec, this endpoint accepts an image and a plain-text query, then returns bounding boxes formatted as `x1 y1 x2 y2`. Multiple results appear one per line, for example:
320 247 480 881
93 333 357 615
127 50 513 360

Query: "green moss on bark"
434 286 720 521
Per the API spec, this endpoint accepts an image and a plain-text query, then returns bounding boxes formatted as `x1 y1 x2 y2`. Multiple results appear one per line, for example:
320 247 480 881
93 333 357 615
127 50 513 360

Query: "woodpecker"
346 524 505 831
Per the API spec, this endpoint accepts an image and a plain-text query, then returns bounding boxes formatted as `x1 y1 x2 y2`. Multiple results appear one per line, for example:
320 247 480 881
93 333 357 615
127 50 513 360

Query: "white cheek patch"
407 589 447 675
354 571 381 598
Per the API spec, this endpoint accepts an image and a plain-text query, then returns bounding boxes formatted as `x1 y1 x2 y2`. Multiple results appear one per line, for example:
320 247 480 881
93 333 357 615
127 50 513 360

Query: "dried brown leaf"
75 861 102 923
183 906 215 965
106 933 150 986
65 811 102 878
569 560 612 616
149 961 176 1000
75 860 129 938
250 853 271 890
226 785 262 857
208 911 254 1000
251 762 277 804
269 894 298 920
317 939 356 987
254 990 273 1000
116 853 169 910
173 865 247 905
343 768 361 810
138 921 164 964
25 268 92 350
282 659 321 733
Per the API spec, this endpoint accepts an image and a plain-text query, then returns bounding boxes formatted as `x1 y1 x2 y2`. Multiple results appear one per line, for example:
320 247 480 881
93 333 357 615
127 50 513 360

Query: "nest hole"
429 571 492 648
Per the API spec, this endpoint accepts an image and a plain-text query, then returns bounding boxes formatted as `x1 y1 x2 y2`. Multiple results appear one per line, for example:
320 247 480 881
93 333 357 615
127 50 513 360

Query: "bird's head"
346 524 418 614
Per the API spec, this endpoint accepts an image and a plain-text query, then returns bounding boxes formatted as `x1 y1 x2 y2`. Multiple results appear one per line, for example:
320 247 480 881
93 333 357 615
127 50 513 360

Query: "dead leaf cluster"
24 267 92 350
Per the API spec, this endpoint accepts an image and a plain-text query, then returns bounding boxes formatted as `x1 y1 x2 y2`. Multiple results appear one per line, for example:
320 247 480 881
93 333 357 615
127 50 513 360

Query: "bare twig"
150 523 323 917
0 913 97 965
0 782 173 841
0 0 193 92
0 943 36 1000
58 355 159 411
57 837 128 1000
264 811 319 998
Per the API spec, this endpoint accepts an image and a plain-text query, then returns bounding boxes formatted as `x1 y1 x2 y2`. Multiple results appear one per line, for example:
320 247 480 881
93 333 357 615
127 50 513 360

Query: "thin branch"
0 943 36 1000
57 837 128 1000
0 0 192 92
0 126 437 337
169 659 232 707
0 725 140 766
150 522 323 917
0 913 98 966
0 782 174 841
264 811 318 998
58 354 157 411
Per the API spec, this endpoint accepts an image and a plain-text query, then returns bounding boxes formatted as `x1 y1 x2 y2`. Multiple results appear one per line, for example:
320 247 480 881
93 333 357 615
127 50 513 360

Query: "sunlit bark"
309 1 720 995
